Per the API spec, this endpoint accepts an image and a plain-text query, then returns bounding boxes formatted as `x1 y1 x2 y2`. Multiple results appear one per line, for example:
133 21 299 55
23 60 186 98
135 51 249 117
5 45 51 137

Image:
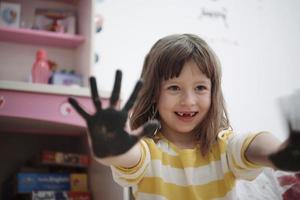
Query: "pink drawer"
0 89 110 135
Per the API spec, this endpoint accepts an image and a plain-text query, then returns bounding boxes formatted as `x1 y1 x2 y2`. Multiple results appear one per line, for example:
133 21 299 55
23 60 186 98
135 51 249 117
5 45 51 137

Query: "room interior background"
93 0 300 140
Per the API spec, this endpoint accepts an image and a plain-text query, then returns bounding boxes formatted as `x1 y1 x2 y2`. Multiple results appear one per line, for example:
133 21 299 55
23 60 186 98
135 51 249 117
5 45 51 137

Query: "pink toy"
32 49 51 84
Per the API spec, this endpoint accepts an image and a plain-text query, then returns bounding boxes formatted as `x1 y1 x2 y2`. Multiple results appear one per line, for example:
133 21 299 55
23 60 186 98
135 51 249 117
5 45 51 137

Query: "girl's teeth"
177 112 196 117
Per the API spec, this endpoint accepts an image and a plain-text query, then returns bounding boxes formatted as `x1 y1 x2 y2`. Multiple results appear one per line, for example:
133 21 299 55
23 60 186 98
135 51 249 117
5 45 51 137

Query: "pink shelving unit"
0 1 124 199
0 27 85 49
0 0 94 86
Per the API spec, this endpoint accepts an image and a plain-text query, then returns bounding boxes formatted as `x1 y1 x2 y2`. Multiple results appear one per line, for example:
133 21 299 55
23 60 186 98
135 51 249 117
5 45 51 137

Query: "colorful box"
16 172 70 193
70 173 88 192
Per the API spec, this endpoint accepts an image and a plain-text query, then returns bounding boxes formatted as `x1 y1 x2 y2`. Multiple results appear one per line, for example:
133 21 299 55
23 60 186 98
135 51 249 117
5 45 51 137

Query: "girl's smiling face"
157 60 211 144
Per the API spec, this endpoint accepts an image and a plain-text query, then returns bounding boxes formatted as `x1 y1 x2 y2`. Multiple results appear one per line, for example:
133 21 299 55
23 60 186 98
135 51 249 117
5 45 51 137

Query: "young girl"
69 34 300 199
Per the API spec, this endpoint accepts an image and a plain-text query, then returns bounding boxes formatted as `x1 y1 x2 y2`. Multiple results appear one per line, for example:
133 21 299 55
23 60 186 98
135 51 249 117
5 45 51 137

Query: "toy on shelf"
32 49 52 84
34 9 76 35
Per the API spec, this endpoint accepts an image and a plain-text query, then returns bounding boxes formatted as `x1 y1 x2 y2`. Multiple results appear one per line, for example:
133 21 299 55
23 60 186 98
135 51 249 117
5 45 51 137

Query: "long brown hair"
130 34 230 156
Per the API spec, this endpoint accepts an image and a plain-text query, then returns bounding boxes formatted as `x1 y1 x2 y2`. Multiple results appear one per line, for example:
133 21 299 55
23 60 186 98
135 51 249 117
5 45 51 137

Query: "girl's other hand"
269 90 300 171
269 127 300 171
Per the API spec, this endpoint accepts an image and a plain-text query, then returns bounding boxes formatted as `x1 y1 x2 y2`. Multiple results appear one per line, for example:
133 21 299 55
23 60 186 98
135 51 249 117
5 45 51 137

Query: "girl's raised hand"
68 70 159 158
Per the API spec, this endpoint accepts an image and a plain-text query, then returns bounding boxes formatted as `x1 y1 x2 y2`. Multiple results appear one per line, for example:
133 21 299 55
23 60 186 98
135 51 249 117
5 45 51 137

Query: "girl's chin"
172 127 197 135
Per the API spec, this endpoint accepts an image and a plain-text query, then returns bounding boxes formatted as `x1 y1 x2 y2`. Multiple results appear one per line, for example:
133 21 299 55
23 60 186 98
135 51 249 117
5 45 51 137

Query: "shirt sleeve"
110 139 150 187
226 131 265 180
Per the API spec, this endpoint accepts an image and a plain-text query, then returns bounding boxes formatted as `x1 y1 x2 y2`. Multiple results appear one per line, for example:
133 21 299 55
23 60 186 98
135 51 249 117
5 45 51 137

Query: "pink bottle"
32 49 51 84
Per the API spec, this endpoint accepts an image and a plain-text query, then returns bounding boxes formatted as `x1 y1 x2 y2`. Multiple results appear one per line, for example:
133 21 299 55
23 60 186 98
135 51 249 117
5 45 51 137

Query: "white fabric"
236 168 294 200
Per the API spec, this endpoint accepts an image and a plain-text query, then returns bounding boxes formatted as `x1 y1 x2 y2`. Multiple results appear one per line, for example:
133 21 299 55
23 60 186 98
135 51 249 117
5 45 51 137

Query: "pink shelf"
46 0 79 4
0 27 85 48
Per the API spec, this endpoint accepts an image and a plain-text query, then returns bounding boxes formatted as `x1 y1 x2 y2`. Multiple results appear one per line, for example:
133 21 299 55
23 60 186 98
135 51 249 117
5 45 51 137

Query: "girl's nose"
180 91 196 106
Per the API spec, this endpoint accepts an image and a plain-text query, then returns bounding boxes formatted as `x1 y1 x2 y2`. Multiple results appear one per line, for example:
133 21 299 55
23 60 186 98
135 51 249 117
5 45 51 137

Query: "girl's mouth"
175 111 198 118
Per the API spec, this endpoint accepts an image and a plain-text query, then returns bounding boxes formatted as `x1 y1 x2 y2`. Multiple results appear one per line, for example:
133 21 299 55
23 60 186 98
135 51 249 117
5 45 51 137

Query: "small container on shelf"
50 70 83 87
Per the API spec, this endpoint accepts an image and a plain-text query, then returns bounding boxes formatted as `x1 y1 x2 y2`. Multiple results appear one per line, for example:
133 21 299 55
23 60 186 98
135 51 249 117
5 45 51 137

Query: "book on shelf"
3 172 89 200
12 191 91 200
39 150 90 168
16 172 88 193
70 173 88 192
2 150 90 200
32 191 91 200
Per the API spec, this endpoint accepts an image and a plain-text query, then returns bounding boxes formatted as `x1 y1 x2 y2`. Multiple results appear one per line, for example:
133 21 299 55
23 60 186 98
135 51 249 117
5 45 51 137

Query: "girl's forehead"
162 60 209 80
161 70 211 86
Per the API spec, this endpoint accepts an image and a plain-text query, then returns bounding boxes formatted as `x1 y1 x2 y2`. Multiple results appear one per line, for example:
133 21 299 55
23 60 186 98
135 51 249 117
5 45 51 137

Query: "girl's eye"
167 85 180 91
195 85 206 91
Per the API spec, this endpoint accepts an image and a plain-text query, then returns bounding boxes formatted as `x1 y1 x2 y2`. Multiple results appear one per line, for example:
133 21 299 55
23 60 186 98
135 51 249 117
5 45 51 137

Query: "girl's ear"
151 93 158 103
151 95 157 105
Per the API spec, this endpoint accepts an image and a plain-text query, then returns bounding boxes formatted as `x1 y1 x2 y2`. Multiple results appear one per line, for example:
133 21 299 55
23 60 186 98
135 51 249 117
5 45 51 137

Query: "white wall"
93 0 300 140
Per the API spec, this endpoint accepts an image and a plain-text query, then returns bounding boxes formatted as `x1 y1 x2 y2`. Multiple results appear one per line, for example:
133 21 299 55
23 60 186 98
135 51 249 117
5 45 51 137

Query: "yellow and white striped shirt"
111 130 264 200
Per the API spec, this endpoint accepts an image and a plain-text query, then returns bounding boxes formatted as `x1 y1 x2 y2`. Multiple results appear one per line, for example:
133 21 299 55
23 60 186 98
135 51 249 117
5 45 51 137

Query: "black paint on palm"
269 122 300 171
68 70 159 158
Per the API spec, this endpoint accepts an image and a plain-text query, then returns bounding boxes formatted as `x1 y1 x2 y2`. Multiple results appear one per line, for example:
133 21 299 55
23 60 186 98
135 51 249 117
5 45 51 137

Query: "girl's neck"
161 128 197 149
